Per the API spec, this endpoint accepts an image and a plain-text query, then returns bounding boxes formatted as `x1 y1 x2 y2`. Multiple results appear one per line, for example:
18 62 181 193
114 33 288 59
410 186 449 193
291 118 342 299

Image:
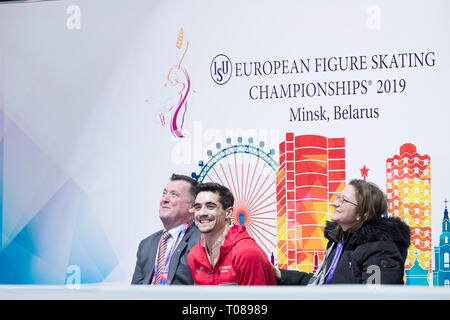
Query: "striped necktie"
154 231 171 285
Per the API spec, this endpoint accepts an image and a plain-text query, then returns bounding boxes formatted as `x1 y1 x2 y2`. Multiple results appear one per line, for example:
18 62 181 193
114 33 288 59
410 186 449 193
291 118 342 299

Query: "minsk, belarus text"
210 51 435 124
289 104 380 123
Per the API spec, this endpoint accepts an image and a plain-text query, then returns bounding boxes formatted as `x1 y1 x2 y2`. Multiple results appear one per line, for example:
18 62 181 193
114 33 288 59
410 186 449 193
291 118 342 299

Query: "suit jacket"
131 223 201 285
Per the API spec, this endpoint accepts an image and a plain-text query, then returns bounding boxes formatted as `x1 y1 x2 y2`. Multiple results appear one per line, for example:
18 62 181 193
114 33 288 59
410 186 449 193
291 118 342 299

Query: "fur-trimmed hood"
324 217 411 251
278 217 411 285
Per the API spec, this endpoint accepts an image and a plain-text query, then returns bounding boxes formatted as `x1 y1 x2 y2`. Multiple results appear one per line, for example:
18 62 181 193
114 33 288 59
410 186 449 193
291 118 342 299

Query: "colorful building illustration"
433 200 450 287
386 143 431 285
405 251 430 285
276 133 345 272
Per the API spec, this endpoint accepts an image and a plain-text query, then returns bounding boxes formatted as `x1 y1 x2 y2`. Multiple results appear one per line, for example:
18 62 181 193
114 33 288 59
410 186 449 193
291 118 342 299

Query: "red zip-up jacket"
187 225 276 285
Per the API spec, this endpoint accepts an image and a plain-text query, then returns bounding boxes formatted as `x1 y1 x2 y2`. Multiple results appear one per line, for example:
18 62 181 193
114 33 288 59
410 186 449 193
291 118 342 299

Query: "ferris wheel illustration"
191 137 279 260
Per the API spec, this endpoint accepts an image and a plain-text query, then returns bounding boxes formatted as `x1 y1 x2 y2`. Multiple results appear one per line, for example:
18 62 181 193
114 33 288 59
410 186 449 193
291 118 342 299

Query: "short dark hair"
170 173 198 200
194 182 234 210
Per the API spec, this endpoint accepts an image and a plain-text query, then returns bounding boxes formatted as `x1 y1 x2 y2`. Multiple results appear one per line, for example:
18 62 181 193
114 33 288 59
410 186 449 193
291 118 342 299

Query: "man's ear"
188 201 195 214
225 207 234 220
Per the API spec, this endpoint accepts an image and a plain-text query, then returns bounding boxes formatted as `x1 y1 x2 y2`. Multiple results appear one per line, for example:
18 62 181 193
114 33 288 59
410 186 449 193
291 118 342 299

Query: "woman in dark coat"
275 179 411 285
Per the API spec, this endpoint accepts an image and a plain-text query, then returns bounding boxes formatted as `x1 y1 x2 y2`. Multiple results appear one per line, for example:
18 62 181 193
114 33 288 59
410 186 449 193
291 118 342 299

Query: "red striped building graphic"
276 133 346 272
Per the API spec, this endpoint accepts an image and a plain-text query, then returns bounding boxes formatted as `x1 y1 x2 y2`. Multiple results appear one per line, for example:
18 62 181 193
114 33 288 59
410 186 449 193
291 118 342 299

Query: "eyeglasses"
333 194 358 207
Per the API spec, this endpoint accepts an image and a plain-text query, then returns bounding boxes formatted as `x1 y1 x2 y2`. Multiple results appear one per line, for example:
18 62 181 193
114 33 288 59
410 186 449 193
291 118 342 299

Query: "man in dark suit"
131 174 201 285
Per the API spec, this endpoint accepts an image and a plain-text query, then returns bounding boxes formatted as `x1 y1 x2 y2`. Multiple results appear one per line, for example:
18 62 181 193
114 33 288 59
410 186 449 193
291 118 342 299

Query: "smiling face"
193 191 233 237
159 179 194 230
330 184 360 231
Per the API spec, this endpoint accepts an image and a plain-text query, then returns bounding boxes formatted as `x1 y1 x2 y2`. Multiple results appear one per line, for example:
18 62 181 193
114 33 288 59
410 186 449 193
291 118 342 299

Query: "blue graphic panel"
0 180 80 283
0 108 118 284
67 194 119 283
0 179 118 284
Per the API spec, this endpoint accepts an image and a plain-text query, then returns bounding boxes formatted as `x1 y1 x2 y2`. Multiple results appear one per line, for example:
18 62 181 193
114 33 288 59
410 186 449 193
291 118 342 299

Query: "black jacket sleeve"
278 269 313 285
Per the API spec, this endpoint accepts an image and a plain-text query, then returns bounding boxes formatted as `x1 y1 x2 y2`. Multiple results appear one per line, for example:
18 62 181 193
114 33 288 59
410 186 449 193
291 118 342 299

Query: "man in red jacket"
187 182 276 285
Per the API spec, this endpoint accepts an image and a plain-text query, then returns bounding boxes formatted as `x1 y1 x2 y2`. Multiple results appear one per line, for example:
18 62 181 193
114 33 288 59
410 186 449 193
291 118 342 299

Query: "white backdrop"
0 0 448 284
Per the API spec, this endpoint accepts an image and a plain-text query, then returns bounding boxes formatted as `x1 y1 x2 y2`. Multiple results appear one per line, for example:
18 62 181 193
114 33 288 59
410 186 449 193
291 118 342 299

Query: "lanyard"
152 222 191 285
325 240 343 284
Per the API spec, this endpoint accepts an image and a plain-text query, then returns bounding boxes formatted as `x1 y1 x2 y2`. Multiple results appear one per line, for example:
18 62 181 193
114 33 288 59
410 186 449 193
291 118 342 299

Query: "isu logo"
210 54 232 85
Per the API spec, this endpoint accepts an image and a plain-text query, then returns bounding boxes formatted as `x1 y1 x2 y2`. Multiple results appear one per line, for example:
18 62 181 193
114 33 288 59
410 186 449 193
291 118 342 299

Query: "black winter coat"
279 217 411 285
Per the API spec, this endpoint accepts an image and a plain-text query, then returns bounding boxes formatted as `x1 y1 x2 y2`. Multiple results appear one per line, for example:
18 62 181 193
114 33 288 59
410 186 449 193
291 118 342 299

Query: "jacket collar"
324 217 411 250
167 222 197 282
